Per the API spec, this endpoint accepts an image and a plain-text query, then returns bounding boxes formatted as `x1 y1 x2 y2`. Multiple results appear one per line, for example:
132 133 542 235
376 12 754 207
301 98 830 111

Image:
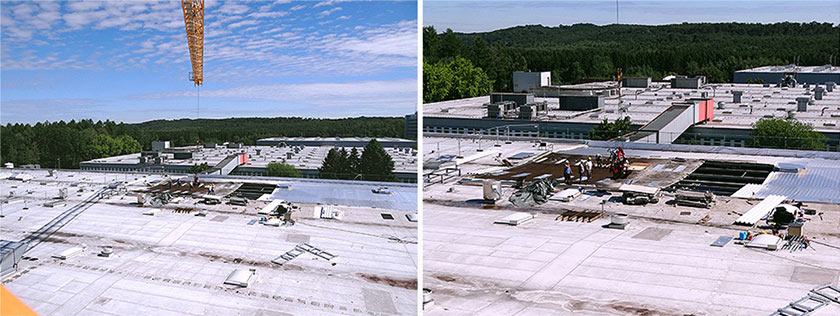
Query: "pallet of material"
173 207 194 214
556 210 604 223
674 190 715 208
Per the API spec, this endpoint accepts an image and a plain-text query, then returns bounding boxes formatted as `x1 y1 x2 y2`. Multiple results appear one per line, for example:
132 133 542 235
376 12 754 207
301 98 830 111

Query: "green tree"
266 162 302 178
424 57 491 103
318 148 345 179
590 117 634 140
348 148 361 174
750 118 827 150
439 28 466 60
358 139 396 182
423 61 454 103
188 162 211 174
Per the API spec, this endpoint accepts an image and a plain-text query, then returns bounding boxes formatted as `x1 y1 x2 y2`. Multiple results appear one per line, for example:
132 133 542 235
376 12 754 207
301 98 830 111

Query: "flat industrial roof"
1 169 417 315
737 64 840 74
81 145 418 173
257 137 416 144
423 82 840 132
422 135 840 315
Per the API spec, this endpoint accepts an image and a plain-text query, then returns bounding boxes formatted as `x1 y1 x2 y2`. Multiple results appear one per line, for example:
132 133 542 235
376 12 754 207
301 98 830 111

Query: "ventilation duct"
814 87 825 100
796 97 810 112
732 91 743 103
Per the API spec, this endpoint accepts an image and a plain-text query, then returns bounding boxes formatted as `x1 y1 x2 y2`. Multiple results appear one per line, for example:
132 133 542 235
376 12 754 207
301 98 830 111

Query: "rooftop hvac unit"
814 87 825 100
483 180 501 202
796 97 810 112
731 91 743 103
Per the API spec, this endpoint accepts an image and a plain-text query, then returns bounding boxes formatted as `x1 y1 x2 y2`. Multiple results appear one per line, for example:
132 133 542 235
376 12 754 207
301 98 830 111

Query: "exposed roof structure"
422 135 840 315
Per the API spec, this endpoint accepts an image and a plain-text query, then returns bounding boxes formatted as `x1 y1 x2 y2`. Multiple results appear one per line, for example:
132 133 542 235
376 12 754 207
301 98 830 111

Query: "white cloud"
290 4 306 11
135 79 417 114
249 11 289 19
228 20 259 29
314 0 349 8
276 0 292 4
321 20 417 57
218 2 249 15
67 1 102 12
2 1 416 83
319 7 342 16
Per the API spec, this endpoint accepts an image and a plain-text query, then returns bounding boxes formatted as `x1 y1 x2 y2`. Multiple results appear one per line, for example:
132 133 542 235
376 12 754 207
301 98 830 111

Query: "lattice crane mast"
181 0 204 86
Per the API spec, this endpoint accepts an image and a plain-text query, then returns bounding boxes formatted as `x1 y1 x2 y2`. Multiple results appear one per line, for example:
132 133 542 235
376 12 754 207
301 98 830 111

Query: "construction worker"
576 160 585 183
585 157 593 181
563 162 572 185
595 154 602 168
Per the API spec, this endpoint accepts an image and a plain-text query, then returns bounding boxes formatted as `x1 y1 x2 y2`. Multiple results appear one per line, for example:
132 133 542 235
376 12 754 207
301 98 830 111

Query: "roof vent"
732 91 743 103
796 97 810 112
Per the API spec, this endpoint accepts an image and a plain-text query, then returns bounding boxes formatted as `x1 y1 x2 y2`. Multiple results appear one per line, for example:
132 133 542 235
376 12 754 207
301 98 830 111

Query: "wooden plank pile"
556 210 605 223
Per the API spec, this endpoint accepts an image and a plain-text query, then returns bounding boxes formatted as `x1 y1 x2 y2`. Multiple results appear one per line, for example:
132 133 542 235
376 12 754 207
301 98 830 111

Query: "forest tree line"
1 117 405 169
424 22 840 102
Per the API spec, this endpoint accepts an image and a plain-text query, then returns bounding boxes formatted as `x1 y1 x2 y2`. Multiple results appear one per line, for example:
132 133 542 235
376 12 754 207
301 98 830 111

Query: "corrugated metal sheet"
734 194 786 226
731 184 763 199
753 165 840 204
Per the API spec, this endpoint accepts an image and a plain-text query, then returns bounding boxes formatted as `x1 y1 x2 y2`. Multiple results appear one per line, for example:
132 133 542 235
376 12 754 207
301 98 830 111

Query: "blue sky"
425 0 840 33
1 0 417 124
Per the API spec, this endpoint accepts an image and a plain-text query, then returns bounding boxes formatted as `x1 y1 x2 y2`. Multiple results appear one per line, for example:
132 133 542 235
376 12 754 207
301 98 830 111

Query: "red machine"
609 147 630 178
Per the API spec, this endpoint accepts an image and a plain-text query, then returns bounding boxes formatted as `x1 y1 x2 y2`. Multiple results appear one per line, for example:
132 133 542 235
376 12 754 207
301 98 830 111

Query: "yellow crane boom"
181 0 204 86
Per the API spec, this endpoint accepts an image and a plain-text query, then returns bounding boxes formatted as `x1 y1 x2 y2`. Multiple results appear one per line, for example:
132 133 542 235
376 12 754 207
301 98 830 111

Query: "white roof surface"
1 169 417 315
423 135 840 315
424 82 840 132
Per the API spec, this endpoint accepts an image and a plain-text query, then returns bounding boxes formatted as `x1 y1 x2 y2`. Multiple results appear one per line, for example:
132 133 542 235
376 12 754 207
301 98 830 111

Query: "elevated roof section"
424 81 840 133
736 64 840 74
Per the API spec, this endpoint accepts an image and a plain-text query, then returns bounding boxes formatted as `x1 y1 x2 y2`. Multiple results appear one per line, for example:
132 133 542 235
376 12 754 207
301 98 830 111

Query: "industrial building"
0 169 417 315
80 138 418 183
513 71 551 92
735 64 840 85
421 135 840 315
404 112 418 139
255 136 415 148
424 77 840 151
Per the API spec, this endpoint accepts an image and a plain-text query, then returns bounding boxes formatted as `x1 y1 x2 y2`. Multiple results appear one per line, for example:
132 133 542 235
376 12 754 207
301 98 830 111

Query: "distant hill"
1 116 405 169
423 22 840 99
129 116 406 146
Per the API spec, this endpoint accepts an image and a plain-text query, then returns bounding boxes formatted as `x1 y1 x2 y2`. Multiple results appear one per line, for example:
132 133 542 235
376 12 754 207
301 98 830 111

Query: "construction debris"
619 184 660 205
508 179 556 207
272 243 337 265
734 195 787 226
674 190 715 208
781 235 811 252
769 284 840 316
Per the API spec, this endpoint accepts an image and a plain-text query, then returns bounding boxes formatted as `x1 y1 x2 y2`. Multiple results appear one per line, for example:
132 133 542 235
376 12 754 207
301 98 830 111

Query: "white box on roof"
224 268 255 287
494 212 536 226
53 247 84 260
